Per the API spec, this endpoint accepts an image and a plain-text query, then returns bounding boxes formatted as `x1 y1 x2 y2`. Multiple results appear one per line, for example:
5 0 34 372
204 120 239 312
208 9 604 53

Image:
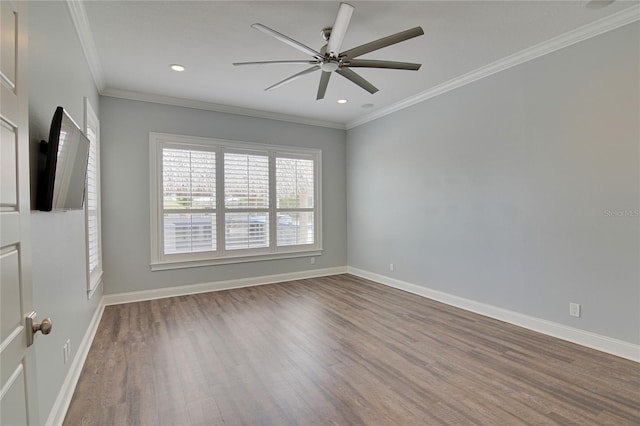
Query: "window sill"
150 249 322 271
87 271 103 300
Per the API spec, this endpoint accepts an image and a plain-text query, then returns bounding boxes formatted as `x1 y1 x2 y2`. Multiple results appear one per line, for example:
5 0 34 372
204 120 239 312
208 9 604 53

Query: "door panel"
1 366 28 426
1 248 21 340
0 120 17 206
0 0 16 87
1 1 37 424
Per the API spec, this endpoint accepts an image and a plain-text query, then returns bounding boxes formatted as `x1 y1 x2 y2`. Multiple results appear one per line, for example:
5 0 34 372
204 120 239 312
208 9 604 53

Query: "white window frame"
149 132 322 271
84 97 102 298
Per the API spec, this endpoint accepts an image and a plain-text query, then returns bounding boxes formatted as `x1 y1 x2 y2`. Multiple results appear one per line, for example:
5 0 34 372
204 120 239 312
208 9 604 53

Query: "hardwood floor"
64 274 639 425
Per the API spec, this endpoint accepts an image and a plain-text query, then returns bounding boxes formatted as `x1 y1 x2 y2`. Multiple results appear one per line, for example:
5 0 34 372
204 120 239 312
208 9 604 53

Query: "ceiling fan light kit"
233 2 424 100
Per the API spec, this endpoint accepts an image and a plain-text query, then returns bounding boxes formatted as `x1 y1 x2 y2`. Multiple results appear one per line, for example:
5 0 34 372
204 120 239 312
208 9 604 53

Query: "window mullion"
216 146 225 257
223 207 269 214
276 208 315 212
164 208 217 214
269 153 277 252
158 143 166 261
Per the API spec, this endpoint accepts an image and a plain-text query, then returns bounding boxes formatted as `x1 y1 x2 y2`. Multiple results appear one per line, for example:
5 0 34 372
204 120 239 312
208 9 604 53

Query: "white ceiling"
80 1 638 128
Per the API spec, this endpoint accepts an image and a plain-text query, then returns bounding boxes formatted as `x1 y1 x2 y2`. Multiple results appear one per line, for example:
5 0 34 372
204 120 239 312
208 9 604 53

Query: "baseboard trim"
45 264 637 426
347 267 639 363
45 297 106 426
103 266 348 306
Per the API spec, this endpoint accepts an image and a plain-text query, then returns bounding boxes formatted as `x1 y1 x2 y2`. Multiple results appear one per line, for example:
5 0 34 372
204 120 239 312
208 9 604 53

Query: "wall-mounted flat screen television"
36 106 90 211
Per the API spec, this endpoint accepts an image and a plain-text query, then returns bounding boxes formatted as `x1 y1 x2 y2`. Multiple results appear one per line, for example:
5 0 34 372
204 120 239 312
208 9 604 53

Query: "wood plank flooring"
64 274 639 425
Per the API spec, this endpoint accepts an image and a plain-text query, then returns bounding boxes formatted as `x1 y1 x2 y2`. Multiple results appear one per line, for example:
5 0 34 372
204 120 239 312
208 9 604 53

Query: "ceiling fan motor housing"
321 61 340 72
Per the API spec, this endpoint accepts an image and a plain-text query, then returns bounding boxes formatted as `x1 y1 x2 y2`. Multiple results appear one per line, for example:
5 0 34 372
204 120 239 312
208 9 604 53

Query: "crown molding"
64 0 344 130
66 0 105 92
346 4 640 130
101 88 346 130
65 0 637 131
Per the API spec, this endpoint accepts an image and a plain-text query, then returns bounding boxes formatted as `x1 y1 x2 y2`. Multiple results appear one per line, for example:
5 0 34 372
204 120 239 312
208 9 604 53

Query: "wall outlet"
310 257 315 265
389 263 394 272
569 303 581 318
63 339 71 364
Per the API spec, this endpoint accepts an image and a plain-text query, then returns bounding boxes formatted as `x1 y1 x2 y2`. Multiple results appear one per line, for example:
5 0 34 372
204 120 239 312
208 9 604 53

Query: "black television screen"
36 107 90 211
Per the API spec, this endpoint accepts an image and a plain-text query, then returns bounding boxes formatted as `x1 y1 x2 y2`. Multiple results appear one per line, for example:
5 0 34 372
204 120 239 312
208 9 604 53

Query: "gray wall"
28 2 102 424
99 97 347 294
347 23 639 344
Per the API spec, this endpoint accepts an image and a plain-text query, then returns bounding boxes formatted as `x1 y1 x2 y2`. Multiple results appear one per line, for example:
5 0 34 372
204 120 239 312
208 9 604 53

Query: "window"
84 98 102 298
162 148 216 255
276 157 315 247
224 152 269 250
150 133 322 270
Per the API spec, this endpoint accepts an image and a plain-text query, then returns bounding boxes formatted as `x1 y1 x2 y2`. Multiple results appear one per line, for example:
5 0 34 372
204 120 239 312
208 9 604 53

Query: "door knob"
34 318 52 335
25 312 53 347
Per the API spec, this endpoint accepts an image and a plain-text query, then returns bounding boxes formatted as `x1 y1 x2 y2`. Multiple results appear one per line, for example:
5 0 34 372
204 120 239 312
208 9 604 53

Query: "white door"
1 2 42 425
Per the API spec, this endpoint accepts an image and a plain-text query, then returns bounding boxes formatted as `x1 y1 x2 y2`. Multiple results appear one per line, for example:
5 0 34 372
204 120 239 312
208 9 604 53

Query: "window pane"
86 131 100 274
163 149 216 209
87 136 98 211
276 158 314 208
164 213 216 254
225 212 269 250
225 153 269 208
87 212 99 272
277 212 314 246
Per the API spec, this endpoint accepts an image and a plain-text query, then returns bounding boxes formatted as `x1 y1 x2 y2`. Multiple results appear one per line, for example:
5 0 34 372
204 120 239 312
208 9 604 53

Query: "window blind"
150 133 321 268
276 157 314 246
162 149 216 254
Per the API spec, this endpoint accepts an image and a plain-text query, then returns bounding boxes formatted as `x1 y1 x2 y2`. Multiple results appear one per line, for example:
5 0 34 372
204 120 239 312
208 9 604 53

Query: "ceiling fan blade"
265 65 320 91
251 24 321 58
340 26 424 59
344 59 421 71
327 2 354 57
336 67 378 94
233 60 319 66
316 71 332 100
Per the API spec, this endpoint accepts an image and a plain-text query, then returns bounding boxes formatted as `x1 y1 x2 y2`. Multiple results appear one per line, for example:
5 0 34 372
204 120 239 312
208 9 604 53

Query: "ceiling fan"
233 2 424 100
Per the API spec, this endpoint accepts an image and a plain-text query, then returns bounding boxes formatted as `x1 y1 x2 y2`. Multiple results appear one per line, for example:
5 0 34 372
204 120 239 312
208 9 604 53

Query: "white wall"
28 2 102 424
347 23 639 345
99 97 347 295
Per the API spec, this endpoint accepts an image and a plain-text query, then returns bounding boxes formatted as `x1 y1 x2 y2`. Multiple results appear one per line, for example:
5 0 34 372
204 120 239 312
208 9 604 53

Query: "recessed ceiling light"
170 64 185 72
337 99 348 104
362 103 374 108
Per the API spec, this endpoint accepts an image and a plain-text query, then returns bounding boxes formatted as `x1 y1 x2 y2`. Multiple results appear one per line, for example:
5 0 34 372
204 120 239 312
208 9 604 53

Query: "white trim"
348 267 640 363
39 266 638 425
41 266 345 424
65 0 342 129
101 89 345 130
346 4 640 129
66 1 105 92
0 70 15 90
0 325 23 353
45 297 106 426
0 364 23 400
150 132 322 268
68 0 637 131
151 249 323 271
86 275 102 300
150 132 322 159
83 97 103 300
103 266 347 306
